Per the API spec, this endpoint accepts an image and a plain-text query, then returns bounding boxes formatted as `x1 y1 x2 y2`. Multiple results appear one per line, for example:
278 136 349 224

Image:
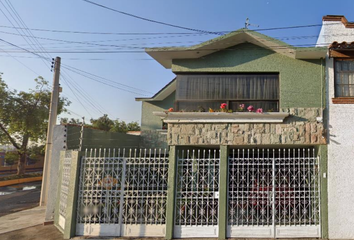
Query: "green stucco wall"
141 91 175 131
171 43 323 108
66 125 141 150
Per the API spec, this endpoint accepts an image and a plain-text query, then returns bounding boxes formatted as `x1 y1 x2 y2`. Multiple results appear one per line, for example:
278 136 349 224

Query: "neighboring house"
136 29 328 238
316 15 354 239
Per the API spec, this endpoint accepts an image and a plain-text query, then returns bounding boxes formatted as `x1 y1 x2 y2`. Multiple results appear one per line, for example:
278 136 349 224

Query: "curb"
0 176 42 187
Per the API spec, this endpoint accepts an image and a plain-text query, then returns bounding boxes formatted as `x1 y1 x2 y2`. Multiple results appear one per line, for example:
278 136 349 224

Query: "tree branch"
0 122 20 150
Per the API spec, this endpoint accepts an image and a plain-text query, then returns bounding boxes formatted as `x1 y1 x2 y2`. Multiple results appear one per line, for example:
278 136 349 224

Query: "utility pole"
40 57 61 206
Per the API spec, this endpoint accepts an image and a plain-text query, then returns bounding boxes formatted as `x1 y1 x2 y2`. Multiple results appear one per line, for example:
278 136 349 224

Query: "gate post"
165 146 177 240
219 145 229 240
63 151 82 239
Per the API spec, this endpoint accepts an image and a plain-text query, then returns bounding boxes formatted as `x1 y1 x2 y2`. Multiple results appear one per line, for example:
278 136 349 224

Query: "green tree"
89 114 141 133
0 75 69 175
110 119 128 133
110 119 140 133
60 117 82 125
126 121 141 131
90 114 114 131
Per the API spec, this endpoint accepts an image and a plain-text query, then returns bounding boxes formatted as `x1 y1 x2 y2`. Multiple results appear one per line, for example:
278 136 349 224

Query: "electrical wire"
0 36 154 96
61 69 113 116
0 0 51 69
60 74 93 118
81 0 220 35
61 64 154 95
0 46 42 76
0 21 344 35
62 66 150 96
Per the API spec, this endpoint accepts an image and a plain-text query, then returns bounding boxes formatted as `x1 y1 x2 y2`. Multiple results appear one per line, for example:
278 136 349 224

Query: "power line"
61 64 154 95
62 65 151 96
0 21 344 36
0 29 207 49
60 75 93 118
0 0 50 69
61 69 114 116
0 25 211 35
0 1 51 69
0 36 155 96
81 0 220 35
0 46 42 76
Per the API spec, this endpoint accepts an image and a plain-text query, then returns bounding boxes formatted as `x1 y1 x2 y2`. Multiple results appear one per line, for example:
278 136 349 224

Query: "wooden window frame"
333 58 354 104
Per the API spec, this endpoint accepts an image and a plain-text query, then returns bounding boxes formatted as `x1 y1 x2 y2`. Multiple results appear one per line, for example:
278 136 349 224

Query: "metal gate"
227 148 320 238
174 149 220 238
76 148 169 237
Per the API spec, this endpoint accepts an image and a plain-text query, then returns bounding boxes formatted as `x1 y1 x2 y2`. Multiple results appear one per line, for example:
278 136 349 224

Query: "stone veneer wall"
167 108 326 146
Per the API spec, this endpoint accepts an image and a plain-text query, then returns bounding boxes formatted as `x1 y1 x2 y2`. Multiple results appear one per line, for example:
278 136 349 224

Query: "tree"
60 117 82 125
89 114 141 133
126 121 141 131
90 114 113 131
0 75 69 175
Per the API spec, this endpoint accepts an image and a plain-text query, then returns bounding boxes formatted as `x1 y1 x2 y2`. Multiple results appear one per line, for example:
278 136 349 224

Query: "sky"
0 0 354 125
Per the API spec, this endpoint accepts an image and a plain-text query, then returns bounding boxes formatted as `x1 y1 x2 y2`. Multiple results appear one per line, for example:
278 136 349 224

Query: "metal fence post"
219 145 229 240
165 146 177 240
63 151 82 239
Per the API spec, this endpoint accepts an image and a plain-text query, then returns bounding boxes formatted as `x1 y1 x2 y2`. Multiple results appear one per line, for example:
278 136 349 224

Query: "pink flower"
256 108 263 113
220 103 227 109
247 105 254 112
239 104 245 109
168 108 174 112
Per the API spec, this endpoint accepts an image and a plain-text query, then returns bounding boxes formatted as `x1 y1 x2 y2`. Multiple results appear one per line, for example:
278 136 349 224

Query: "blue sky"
0 0 353 124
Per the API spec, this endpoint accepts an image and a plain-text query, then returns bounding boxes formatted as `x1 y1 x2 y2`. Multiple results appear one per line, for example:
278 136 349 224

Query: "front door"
174 149 220 238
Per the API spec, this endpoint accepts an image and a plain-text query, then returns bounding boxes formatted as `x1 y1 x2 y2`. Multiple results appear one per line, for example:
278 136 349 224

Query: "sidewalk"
0 206 65 240
0 206 46 234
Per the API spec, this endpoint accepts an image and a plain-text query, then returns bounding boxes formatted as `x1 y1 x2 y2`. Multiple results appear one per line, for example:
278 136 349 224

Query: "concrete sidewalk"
0 206 46 234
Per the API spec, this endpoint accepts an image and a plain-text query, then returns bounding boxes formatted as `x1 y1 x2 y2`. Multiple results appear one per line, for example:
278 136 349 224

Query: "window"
175 74 279 112
335 59 354 97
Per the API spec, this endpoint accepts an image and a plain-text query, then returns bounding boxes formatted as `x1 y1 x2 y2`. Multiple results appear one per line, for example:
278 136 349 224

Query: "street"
0 181 42 217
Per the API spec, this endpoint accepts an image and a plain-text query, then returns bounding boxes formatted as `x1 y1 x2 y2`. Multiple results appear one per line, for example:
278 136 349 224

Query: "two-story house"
316 15 354 239
136 29 328 238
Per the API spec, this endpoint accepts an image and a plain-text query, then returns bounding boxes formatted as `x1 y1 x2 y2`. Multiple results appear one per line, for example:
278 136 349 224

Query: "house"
136 29 328 238
54 24 335 240
316 15 354 239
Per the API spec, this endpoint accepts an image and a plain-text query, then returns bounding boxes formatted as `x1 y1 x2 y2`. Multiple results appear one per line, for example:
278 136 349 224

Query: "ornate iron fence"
228 148 320 238
174 149 220 238
76 148 169 236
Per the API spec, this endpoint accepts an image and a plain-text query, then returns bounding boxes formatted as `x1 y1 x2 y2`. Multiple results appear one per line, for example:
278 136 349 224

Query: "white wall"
317 19 354 239
45 125 67 222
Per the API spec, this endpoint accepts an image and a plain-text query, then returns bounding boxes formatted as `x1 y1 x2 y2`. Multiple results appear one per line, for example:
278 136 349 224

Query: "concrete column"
218 145 229 240
63 151 82 239
45 125 67 223
318 145 328 239
165 146 177 240
54 151 65 233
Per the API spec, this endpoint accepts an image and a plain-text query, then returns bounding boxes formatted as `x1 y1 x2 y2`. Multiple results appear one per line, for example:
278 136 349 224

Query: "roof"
145 29 327 68
323 15 354 28
135 78 176 102
329 41 354 58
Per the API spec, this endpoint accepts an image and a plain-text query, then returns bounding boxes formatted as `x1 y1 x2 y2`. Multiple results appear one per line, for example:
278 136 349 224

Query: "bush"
0 172 42 181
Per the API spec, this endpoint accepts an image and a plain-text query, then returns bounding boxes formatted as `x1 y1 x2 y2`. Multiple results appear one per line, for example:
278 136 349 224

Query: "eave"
135 78 176 102
146 29 326 69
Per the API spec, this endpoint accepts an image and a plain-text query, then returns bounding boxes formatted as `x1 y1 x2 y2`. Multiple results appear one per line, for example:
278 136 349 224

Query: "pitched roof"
146 29 326 68
135 78 176 102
